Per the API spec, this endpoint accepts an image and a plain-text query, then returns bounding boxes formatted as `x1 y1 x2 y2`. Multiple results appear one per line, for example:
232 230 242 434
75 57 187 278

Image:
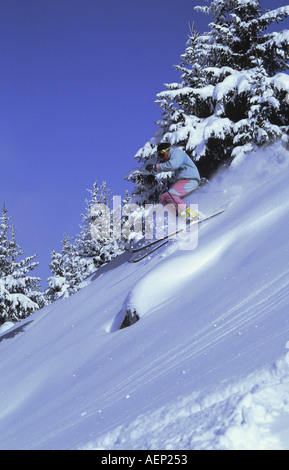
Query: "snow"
157 85 215 101
188 116 233 156
0 321 14 334
267 30 289 49
260 6 289 22
1 142 289 450
213 71 252 101
269 72 289 92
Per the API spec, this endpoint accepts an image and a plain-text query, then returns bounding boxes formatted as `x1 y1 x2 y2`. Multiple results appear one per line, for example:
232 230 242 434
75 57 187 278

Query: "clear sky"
0 0 288 285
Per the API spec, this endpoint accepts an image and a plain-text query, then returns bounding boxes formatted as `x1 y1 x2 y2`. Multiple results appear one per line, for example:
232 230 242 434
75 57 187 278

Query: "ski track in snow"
82 359 289 451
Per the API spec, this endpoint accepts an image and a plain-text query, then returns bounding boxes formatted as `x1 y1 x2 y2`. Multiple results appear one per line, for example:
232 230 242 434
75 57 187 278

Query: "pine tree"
127 0 289 204
45 233 90 302
0 205 45 325
45 181 127 304
77 181 123 269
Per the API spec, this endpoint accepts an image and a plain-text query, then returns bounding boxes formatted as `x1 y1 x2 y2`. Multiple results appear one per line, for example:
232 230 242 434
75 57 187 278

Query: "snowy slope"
1 143 289 450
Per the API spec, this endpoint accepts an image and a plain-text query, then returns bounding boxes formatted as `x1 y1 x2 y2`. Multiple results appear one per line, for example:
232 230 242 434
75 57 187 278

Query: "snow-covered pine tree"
0 205 45 325
127 0 289 204
77 181 123 269
45 182 127 304
77 181 103 266
45 233 90 302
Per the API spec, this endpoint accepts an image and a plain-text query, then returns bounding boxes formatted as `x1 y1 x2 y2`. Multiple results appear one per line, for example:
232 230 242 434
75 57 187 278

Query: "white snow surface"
1 143 289 450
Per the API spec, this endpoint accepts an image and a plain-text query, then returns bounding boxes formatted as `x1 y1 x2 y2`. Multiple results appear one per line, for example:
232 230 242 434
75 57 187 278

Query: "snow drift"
1 142 289 450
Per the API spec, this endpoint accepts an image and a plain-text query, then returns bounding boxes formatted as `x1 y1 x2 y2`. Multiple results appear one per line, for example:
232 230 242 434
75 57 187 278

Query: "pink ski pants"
160 179 199 215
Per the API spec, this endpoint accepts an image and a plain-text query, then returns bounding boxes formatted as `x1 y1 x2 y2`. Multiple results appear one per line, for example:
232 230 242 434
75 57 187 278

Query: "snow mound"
0 322 15 334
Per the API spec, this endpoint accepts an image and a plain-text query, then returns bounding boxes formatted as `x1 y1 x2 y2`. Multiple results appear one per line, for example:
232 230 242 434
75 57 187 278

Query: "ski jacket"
156 147 200 181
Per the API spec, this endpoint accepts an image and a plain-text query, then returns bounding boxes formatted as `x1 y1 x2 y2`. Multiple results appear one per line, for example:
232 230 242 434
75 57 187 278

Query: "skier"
146 143 200 218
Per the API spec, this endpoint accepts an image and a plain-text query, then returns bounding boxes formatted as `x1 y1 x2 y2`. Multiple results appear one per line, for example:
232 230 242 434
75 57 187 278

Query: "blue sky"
0 0 288 285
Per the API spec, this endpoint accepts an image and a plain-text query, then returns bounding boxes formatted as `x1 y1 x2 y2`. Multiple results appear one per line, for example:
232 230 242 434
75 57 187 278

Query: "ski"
128 207 226 254
128 239 171 263
128 207 226 263
127 227 186 254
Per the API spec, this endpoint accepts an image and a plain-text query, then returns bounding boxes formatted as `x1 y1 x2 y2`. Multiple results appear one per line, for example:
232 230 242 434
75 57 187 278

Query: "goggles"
158 147 170 157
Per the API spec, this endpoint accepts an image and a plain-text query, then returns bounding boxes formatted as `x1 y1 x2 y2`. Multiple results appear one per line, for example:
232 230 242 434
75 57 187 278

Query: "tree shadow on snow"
0 321 33 343
90 250 133 282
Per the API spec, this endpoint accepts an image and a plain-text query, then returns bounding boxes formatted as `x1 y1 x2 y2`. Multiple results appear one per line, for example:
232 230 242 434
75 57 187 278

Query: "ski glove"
146 164 156 172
